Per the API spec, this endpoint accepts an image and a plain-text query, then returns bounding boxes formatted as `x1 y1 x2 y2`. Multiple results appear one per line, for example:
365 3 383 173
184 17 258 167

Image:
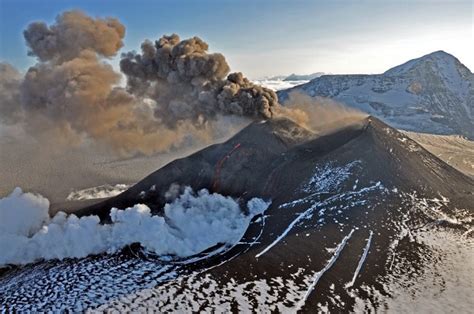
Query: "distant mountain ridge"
257 72 324 81
278 51 474 139
283 72 325 81
254 73 325 91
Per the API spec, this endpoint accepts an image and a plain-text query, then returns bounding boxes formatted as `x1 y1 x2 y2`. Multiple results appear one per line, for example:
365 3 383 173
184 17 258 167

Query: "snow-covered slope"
279 51 474 138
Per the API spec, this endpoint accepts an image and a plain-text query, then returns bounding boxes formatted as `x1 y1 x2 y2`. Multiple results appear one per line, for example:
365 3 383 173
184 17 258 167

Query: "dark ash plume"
23 10 125 62
0 11 300 155
1 11 173 154
0 63 22 124
120 34 279 127
14 10 162 153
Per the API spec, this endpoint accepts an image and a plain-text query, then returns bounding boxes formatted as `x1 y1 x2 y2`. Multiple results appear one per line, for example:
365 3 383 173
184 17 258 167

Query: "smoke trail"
281 91 367 131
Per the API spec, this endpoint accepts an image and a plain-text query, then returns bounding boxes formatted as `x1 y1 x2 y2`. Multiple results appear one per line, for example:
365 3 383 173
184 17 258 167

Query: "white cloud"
0 188 49 236
0 187 270 267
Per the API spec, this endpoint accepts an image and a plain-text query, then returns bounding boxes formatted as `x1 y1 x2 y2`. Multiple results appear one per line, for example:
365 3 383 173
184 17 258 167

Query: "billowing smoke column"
0 11 281 155
120 34 279 127
0 63 22 124
16 11 166 152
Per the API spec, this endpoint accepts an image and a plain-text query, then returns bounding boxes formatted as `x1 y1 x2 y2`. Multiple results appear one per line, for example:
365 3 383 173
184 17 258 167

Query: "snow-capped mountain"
278 51 474 139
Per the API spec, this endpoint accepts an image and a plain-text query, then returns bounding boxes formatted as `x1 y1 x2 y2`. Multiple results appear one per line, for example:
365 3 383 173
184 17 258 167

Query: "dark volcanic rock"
75 118 317 220
77 116 472 220
2 116 473 312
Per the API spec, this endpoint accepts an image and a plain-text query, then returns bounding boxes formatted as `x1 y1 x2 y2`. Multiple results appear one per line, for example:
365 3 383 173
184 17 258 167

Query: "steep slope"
75 118 317 220
278 51 474 138
1 117 473 312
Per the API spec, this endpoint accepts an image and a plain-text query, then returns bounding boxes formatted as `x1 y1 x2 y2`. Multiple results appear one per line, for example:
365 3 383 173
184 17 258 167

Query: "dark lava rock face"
1 117 473 312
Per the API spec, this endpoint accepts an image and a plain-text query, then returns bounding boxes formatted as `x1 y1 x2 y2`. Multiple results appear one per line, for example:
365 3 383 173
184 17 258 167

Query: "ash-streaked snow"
1 117 473 312
352 191 474 312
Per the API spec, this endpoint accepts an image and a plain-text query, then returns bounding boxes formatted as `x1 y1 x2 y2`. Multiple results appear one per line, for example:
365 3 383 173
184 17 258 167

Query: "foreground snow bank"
0 187 270 267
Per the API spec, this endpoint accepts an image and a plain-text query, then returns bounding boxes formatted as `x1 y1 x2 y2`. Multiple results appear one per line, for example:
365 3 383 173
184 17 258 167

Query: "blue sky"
0 0 472 78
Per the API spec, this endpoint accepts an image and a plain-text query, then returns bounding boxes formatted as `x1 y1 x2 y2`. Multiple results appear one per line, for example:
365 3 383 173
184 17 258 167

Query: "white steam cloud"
0 187 270 267
0 188 50 237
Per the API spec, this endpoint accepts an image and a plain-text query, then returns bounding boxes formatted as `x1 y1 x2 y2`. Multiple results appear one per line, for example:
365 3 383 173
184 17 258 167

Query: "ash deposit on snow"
2 9 472 313
0 187 269 267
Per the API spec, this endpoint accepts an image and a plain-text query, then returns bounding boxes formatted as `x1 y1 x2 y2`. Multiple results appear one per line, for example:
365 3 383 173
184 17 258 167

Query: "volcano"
1 116 473 312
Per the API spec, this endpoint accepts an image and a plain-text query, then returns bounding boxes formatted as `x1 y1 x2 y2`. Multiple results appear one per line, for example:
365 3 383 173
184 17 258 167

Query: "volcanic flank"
2 115 470 311
76 115 472 219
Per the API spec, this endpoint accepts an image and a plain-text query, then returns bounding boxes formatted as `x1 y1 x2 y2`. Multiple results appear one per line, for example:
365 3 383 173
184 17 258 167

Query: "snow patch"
345 230 373 288
303 161 360 194
296 229 355 310
66 184 131 200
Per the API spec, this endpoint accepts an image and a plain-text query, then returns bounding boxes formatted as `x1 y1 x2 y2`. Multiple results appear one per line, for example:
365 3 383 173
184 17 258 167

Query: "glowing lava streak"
212 143 242 191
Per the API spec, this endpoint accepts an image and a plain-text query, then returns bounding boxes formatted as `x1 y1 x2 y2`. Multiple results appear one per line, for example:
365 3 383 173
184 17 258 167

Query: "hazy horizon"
1 0 472 78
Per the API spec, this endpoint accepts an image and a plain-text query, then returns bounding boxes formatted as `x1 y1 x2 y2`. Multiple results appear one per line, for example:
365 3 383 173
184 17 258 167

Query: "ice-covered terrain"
284 72 325 81
279 51 474 139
